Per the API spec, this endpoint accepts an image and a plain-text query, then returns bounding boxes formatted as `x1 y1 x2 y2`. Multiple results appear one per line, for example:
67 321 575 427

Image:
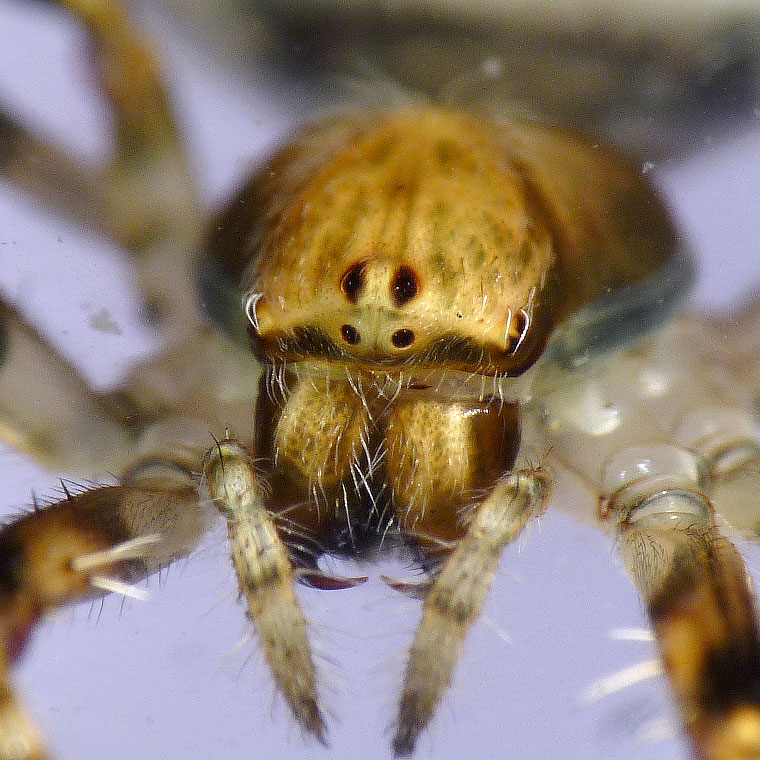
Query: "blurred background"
0 1 759 758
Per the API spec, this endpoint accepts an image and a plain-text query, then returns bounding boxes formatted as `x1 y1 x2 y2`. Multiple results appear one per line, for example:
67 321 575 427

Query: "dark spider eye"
340 263 365 302
392 266 418 306
341 324 361 345
391 329 415 348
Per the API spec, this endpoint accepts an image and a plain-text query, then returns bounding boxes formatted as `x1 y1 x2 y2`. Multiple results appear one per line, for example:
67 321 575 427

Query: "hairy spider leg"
204 439 328 742
602 447 760 760
0 0 265 472
0 0 203 339
383 392 550 755
531 312 760 760
0 462 212 760
0 2 262 756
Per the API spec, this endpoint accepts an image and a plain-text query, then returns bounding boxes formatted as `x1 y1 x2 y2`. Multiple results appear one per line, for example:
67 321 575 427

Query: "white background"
0 3 759 759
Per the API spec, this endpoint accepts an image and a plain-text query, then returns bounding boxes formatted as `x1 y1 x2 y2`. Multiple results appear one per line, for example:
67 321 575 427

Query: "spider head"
243 108 560 376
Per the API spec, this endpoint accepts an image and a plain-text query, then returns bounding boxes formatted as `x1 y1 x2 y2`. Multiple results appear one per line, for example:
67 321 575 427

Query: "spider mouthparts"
298 570 368 590
380 575 431 599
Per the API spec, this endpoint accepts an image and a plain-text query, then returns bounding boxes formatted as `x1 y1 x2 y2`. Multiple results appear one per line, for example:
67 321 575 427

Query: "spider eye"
392 266 418 306
391 329 415 348
341 263 365 302
341 324 361 344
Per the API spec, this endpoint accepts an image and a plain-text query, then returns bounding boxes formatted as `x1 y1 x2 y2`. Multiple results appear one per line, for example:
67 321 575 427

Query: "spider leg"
0 459 213 760
0 111 112 239
529 315 760 760
0 293 261 476
204 438 327 742
636 309 760 539
601 445 760 760
111 320 263 455
0 299 138 473
673 404 760 538
392 467 550 757
685 296 760 537
2 0 204 339
383 392 550 755
0 2 260 475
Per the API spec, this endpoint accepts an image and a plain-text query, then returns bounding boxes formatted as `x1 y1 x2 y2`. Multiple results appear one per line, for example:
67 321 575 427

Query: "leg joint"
600 444 713 532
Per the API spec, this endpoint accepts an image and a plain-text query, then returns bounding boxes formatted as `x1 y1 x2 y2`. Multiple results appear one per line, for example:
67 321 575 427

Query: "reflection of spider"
1 3 760 760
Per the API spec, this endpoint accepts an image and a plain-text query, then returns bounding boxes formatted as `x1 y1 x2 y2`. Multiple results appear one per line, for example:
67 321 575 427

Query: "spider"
0 2 759 760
